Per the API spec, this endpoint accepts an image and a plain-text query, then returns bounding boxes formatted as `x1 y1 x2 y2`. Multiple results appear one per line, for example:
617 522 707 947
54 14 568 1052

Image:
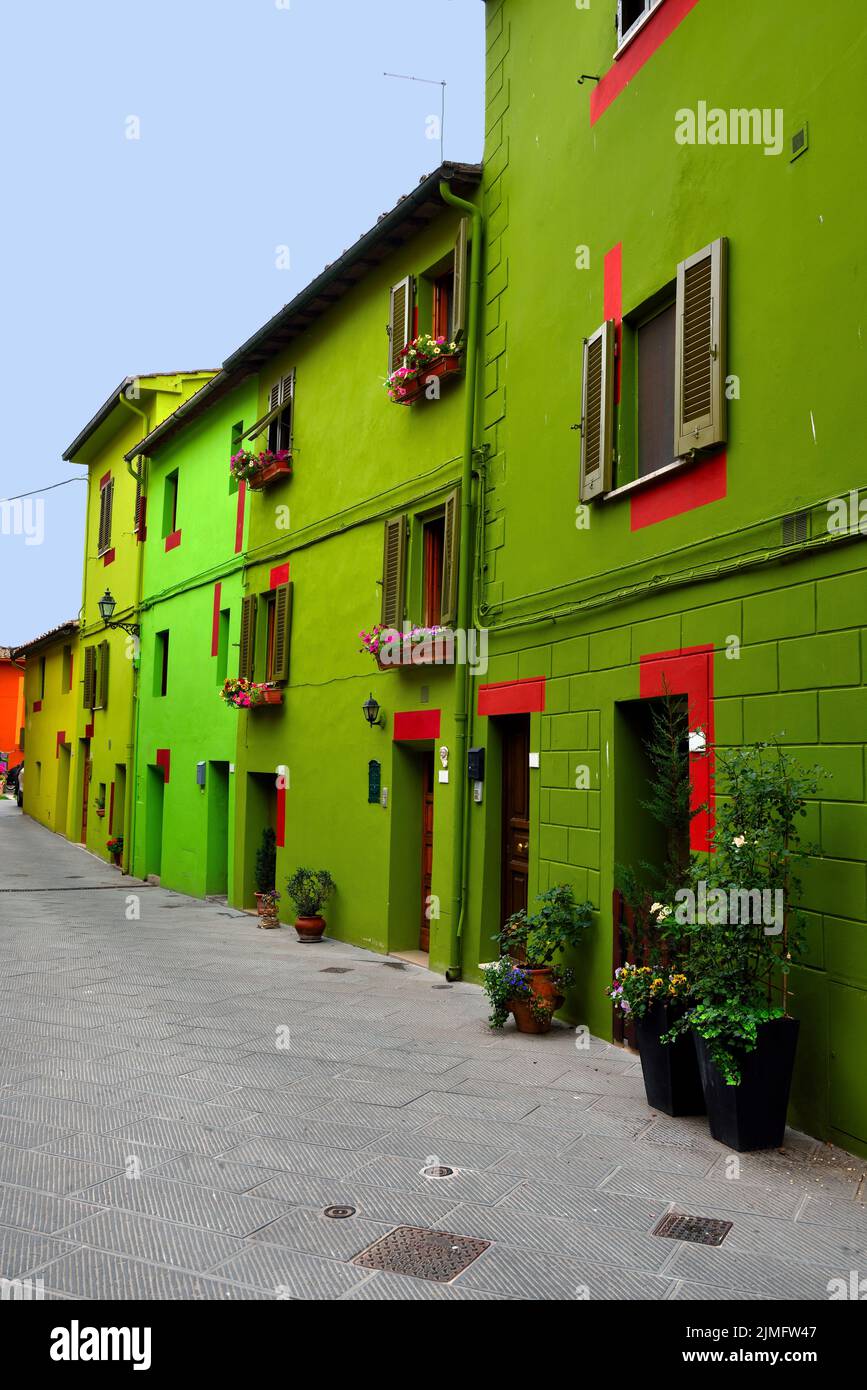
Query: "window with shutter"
82 646 96 709
97 479 114 555
380 516 407 628
96 640 109 710
239 595 257 681
267 371 294 454
388 276 413 374
440 487 461 627
271 582 293 683
452 218 469 344
674 237 727 457
579 320 616 501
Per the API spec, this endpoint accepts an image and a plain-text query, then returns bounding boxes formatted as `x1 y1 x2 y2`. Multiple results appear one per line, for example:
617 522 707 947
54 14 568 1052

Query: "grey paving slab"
55 1209 246 1272
0 1224 79 1279
348 1154 523 1204
247 1208 395 1261
79 1175 292 1238
0 1143 122 1196
456 1244 673 1301
29 1248 270 1300
248 1171 463 1228
148 1153 282 1194
208 1242 371 1298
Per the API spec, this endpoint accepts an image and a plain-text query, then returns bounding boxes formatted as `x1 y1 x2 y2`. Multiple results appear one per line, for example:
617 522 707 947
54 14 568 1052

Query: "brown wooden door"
80 749 91 843
501 716 530 924
419 751 435 951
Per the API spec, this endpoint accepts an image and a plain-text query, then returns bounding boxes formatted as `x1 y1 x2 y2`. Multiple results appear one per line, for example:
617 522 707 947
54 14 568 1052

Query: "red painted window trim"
477 677 546 718
211 582 222 658
591 0 702 125
102 548 116 567
630 450 726 530
55 730 66 757
604 243 623 404
276 786 286 849
84 722 94 739
32 700 42 714
234 480 246 555
269 563 290 590
393 709 442 742
155 748 171 784
99 470 112 489
639 644 714 851
164 530 182 552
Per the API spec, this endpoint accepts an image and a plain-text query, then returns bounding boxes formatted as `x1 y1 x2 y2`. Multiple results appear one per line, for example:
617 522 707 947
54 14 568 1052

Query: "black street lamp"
98 589 140 638
362 693 385 729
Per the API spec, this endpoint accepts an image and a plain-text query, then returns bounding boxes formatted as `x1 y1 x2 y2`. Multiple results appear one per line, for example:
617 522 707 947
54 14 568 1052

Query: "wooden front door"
419 751 435 952
501 716 530 925
80 748 91 844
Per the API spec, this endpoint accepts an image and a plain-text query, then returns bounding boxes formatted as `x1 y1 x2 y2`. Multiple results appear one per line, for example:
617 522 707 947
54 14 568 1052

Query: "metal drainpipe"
439 180 483 982
117 392 149 877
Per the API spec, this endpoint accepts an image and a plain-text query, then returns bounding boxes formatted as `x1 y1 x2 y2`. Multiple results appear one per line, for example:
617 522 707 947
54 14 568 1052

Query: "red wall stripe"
603 243 623 404
85 722 94 739
269 563 290 590
630 451 726 530
478 677 546 717
32 700 42 714
164 530 182 552
211 582 222 658
276 786 286 848
99 470 112 489
590 0 702 125
639 645 714 851
393 709 442 742
234 481 246 554
55 730 66 758
155 748 171 784
102 548 116 567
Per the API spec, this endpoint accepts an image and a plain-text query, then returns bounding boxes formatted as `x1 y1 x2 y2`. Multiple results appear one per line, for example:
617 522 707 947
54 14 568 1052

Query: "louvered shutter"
271 582 293 683
239 595 257 681
388 276 412 374
380 516 407 628
269 381 281 413
133 472 143 533
579 320 616 501
96 640 109 710
440 488 461 627
452 219 469 344
674 237 727 456
82 646 96 709
97 479 114 553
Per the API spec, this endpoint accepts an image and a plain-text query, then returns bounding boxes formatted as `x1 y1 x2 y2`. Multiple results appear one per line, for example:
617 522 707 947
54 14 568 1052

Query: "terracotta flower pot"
247 456 292 490
251 688 283 707
294 915 326 943
509 966 563 1034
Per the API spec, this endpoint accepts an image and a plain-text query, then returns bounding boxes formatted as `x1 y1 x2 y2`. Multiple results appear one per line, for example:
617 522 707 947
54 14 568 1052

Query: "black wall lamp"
97 588 140 638
362 693 386 730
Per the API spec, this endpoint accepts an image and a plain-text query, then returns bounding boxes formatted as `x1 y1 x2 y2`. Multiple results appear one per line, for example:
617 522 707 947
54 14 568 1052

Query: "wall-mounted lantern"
97 588 140 638
362 693 386 730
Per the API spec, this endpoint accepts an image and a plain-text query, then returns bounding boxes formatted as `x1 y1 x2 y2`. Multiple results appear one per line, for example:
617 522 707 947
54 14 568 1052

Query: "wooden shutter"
97 479 114 553
239 595 257 681
674 237 727 456
380 515 407 628
269 381 281 413
96 640 109 710
82 646 96 709
440 487 461 627
271 582 293 683
579 320 616 501
388 276 412 374
452 218 469 344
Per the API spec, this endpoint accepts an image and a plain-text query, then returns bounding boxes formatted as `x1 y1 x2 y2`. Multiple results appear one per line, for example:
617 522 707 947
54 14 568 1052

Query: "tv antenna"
383 72 447 163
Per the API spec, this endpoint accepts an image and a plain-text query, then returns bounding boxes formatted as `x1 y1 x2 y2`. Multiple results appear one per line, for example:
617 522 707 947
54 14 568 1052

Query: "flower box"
361 625 455 669
390 355 464 407
251 687 284 707
247 455 293 490
221 678 284 710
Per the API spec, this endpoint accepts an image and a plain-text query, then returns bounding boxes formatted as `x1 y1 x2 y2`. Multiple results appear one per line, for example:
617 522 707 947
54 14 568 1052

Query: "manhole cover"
323 1205 356 1220
320 967 351 975
653 1212 733 1246
352 1226 490 1282
420 1164 456 1180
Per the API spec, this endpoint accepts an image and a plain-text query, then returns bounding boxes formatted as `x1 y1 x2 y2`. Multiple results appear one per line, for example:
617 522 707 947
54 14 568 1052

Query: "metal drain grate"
320 967 351 974
653 1212 733 1246
352 1226 490 1283
323 1205 356 1219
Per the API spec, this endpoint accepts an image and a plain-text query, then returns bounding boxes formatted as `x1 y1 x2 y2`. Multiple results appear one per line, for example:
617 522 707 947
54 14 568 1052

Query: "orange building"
0 647 25 776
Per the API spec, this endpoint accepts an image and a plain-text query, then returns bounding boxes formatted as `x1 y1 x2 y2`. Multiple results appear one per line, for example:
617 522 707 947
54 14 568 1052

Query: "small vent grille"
790 123 809 161
681 256 713 423
782 511 809 545
653 1212 733 1246
583 335 603 476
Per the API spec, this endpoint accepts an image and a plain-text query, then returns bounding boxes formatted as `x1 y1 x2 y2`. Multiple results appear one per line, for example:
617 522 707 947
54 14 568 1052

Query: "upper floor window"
83 641 110 710
380 489 460 632
61 644 73 694
97 475 114 556
617 0 663 51
238 582 293 685
387 216 469 373
267 374 294 454
162 470 179 538
154 630 169 697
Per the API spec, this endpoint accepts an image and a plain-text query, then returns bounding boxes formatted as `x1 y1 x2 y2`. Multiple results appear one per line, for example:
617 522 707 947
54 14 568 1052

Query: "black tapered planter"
693 1017 800 1151
634 1001 705 1117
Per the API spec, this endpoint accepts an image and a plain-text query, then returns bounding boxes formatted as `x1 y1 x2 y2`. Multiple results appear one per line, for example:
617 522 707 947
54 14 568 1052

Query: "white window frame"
616 0 664 57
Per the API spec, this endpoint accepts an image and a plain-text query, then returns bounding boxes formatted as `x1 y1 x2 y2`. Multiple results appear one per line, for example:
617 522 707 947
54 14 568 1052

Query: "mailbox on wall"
467 747 485 782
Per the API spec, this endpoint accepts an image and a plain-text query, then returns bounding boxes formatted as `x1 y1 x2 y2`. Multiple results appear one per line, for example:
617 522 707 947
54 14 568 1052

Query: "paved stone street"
1 801 865 1302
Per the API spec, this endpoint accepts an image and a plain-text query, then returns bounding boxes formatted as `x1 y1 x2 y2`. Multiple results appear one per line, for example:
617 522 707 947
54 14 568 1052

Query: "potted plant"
220 677 283 709
94 794 106 819
385 334 463 405
285 868 335 943
257 889 281 930
253 827 277 920
612 693 705 1116
230 448 292 489
667 741 825 1151
106 834 123 866
483 884 593 1034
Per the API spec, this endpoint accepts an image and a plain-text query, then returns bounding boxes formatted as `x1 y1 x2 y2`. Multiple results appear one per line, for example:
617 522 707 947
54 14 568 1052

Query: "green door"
829 982 867 1145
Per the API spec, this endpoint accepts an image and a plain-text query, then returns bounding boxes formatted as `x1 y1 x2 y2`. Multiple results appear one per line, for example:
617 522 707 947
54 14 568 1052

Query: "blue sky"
0 0 485 647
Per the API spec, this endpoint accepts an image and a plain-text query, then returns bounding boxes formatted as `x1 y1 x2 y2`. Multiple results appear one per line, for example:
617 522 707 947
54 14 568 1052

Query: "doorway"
113 763 126 839
419 750 435 952
145 765 165 880
244 771 277 908
79 742 91 844
500 715 530 925
55 744 71 836
206 761 230 897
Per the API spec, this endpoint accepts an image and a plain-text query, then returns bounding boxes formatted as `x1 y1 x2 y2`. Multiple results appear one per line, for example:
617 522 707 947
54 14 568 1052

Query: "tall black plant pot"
634 1001 705 1117
693 1017 800 1152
